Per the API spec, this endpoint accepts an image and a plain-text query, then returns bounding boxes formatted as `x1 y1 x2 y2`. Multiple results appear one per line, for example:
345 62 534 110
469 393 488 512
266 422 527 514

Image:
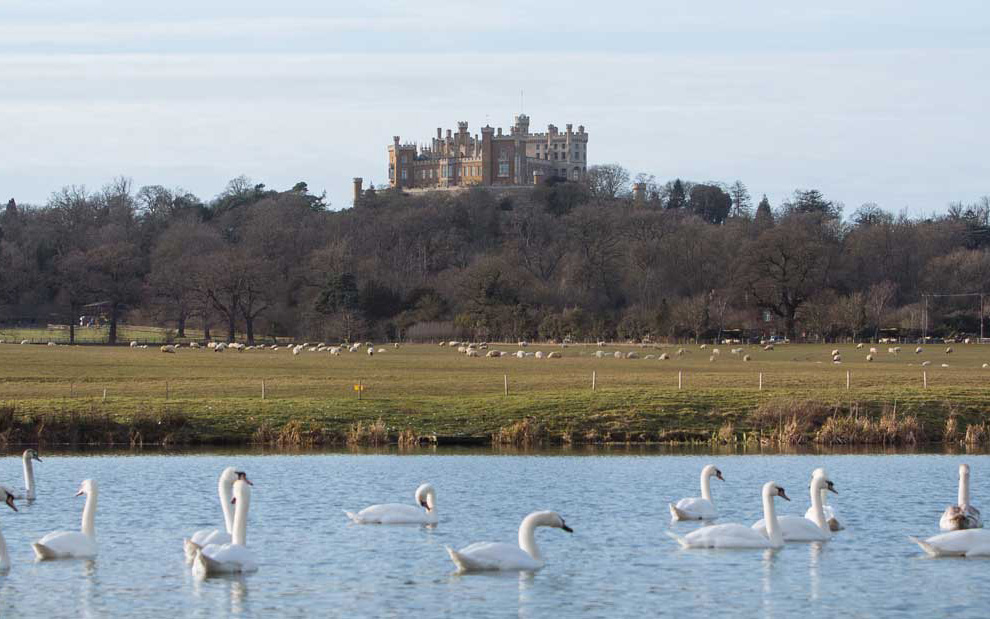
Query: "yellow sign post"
354 382 365 400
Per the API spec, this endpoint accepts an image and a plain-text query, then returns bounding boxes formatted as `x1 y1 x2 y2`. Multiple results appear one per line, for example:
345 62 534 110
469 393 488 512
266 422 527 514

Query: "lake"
0 447 986 618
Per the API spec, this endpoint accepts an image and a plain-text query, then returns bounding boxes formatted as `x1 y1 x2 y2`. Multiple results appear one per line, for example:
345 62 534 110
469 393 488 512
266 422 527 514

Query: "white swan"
183 468 249 562
753 472 836 542
194 479 258 575
804 467 843 531
20 449 41 501
939 463 982 531
446 511 572 572
0 486 18 572
669 464 724 520
910 529 990 557
668 482 790 549
32 479 98 560
345 483 437 525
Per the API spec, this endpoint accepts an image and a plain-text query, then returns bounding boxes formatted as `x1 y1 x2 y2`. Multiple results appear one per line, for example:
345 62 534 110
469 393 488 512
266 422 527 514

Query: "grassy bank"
1 342 988 447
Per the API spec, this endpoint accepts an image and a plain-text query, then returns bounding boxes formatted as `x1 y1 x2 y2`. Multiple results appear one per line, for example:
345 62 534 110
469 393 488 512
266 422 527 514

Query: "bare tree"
866 280 897 341
585 164 630 200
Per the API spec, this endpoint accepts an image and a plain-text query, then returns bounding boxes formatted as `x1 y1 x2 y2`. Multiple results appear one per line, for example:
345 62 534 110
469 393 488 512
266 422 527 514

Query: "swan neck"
23 456 35 500
810 480 828 532
219 478 235 534
700 469 713 502
232 487 249 546
81 489 97 538
959 470 970 507
0 528 8 572
518 514 543 562
762 487 783 547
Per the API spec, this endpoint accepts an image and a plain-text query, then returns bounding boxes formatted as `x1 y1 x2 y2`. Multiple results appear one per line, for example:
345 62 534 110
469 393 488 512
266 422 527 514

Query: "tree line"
0 167 988 344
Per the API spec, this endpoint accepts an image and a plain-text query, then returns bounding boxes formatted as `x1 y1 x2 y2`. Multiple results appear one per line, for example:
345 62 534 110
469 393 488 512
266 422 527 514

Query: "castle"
361 115 588 199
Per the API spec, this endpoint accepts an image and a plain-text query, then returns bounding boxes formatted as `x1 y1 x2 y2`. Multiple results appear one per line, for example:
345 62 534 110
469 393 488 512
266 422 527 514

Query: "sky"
1 1 988 214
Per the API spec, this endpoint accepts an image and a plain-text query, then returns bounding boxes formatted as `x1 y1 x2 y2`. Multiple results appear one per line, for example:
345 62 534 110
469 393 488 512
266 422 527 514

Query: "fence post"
846 370 850 391
592 371 596 391
759 372 763 391
678 371 682 390
923 371 927 389
102 388 107 402
504 374 508 396
262 379 266 400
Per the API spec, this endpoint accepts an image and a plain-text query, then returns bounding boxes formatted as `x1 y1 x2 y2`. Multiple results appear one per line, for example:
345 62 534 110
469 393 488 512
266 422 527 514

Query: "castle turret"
353 178 363 205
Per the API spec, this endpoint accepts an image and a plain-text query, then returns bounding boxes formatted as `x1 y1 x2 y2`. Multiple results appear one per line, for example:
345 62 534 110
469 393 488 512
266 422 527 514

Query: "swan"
669 464 724 520
668 482 790 549
194 479 258 575
804 468 843 531
183 468 250 562
445 511 572 572
753 472 836 542
0 486 18 572
939 463 982 531
910 529 990 557
32 479 98 560
345 483 438 525
20 449 41 501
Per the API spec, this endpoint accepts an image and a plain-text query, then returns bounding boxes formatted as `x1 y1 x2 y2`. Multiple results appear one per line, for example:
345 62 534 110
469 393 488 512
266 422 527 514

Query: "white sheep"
486 350 502 358
377 348 386 353
129 341 138 348
921 360 931 366
743 354 752 362
945 346 953 355
448 341 460 347
292 346 301 356
595 351 605 359
831 349 839 357
699 344 707 349
626 352 638 359
47 341 56 347
597 341 606 347
915 346 923 354
367 347 374 356
160 345 176 354
763 344 774 351
466 349 479 357
856 343 864 349
214 343 226 352
519 341 529 347
832 354 841 362
712 348 720 356
983 363 988 369
866 354 874 362
964 338 972 344
613 351 622 359
644 354 656 360
438 341 446 347
515 350 526 359
941 363 950 368
329 347 341 355
658 353 669 361
189 342 200 349
393 343 400 349
525 352 535 358
676 348 685 356
535 351 544 359
709 355 716 362
547 351 561 359
349 344 360 353
20 340 28 345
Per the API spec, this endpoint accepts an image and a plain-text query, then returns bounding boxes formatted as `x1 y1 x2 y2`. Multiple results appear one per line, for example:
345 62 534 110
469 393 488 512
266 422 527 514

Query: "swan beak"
5 495 16 511
74 489 84 497
778 488 791 501
231 497 237 505
561 523 573 533
827 483 838 495
33 455 42 462
716 471 725 481
420 500 430 511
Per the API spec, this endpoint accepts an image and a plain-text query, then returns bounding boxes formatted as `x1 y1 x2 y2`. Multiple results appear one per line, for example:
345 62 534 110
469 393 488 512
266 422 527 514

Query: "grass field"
0 341 988 446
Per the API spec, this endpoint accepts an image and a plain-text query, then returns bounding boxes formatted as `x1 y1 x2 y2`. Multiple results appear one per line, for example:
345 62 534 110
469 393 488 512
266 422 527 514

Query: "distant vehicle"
768 335 789 344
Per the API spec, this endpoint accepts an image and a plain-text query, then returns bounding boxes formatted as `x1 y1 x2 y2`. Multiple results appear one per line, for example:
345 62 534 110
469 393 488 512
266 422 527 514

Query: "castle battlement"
386 115 589 192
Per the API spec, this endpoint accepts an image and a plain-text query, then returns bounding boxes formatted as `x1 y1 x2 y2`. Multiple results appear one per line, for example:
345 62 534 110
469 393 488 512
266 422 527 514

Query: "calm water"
0 448 986 618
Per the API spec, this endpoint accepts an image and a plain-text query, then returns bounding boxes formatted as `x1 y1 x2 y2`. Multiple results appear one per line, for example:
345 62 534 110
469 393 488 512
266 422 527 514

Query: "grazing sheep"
486 350 501 358
869 347 878 354
140 345 148 349
525 352 535 357
831 349 839 357
535 351 544 359
438 341 446 347
763 344 774 351
547 351 561 359
743 354 751 362
367 347 374 356
597 341 606 347
644 354 656 360
292 346 301 356
699 344 707 350
709 355 716 362
329 347 341 355
214 343 226 352
983 363 988 369
866 354 874 362
676 348 685 356
129 341 138 348
20 340 29 345
856 343 864 349
448 341 460 347
515 350 526 359
189 342 200 349
626 352 639 359
915 346 923 354
594 351 605 359
348 344 360 353
921 361 931 366
941 363 950 368
945 346 954 354
47 341 56 347
712 348 720 356
377 348 386 353
613 351 622 359
466 349 480 357
160 345 176 353
394 343 400 349
832 354 841 362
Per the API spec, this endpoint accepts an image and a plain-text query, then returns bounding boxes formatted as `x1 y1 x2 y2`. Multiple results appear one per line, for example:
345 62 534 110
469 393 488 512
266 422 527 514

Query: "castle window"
401 155 408 164
401 169 408 180
498 162 509 177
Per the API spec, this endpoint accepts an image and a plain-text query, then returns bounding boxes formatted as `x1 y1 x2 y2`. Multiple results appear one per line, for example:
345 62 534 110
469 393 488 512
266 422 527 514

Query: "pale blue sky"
1 1 987 212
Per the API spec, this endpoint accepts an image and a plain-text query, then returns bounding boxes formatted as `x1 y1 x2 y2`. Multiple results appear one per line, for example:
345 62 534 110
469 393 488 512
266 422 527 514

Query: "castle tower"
353 178 363 205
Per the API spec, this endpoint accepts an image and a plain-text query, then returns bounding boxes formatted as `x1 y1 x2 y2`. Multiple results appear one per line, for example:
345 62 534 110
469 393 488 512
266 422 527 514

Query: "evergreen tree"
667 179 686 209
754 194 774 229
